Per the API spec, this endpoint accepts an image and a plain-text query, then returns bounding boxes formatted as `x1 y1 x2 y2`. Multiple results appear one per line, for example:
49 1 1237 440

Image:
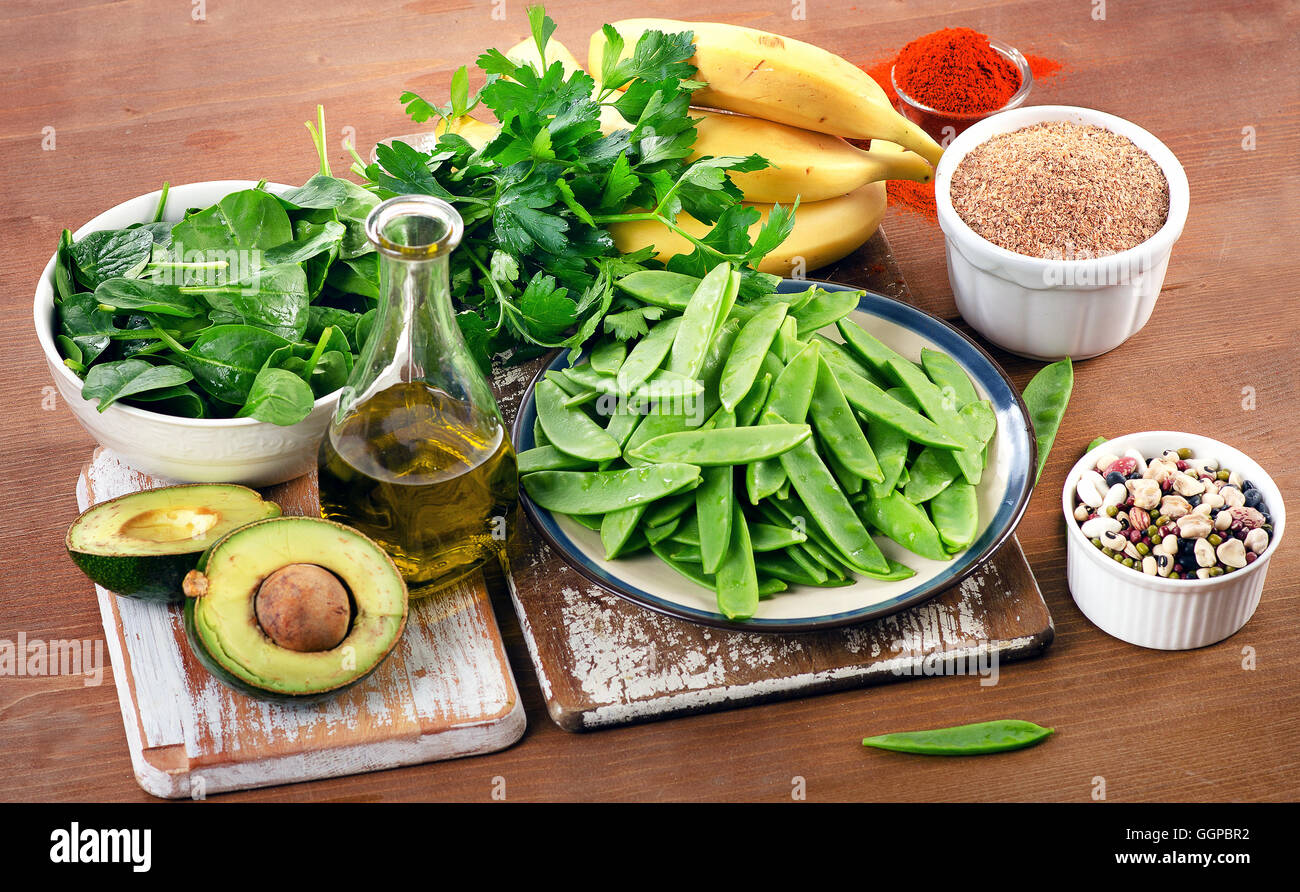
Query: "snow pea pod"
826 451 864 495
695 412 736 574
615 270 698 311
790 287 862 339
811 356 883 483
604 404 643 452
775 417 889 574
645 516 681 545
814 334 886 387
734 372 773 428
616 316 682 395
545 368 587 397
1021 358 1074 484
828 362 961 450
629 423 811 466
670 512 700 546
522 463 701 515
755 553 823 586
858 491 949 562
930 480 978 552
861 720 1054 755
715 501 759 620
562 389 599 409
748 522 808 552
517 445 592 474
601 504 647 559
903 447 958 504
568 362 703 402
590 339 627 376
746 341 820 503
762 495 855 578
668 263 734 379
622 404 693 467
866 387 915 500
719 302 788 412
959 399 997 468
857 557 917 582
534 379 620 462
642 486 701 527
920 347 979 411
686 317 742 427
835 317 900 378
886 355 983 485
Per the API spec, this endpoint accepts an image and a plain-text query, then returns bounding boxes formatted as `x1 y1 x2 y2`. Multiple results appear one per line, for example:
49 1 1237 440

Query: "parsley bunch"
354 6 795 369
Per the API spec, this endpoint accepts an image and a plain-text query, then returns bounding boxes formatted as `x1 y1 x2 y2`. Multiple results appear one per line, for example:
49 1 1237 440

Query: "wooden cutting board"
497 230 1056 731
77 450 524 799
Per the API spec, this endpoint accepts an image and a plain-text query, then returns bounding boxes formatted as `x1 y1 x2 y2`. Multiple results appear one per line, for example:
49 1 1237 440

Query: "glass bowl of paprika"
890 30 1033 148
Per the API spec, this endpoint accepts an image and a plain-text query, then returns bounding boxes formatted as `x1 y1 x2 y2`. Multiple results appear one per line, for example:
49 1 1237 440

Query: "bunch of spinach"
51 110 381 425
351 6 795 369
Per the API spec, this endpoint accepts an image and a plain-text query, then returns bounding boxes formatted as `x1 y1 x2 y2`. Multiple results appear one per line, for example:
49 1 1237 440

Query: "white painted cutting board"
77 448 524 799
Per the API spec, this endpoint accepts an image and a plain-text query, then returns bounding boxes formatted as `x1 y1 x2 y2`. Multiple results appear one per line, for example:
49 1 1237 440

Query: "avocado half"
66 484 282 603
181 516 409 701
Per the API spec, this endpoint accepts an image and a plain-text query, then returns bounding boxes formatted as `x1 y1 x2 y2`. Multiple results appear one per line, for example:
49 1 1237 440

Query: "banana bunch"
446 23 936 274
589 19 939 275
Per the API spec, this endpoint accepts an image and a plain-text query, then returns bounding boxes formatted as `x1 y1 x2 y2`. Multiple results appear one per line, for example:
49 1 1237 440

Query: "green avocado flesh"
184 516 408 700
66 484 281 602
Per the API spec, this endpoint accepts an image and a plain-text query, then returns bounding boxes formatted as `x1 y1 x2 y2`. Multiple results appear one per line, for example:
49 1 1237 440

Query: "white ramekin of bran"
935 106 1189 361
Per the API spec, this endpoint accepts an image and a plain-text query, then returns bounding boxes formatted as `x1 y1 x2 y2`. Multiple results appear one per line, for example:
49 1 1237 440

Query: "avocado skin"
68 550 197 604
181 597 368 704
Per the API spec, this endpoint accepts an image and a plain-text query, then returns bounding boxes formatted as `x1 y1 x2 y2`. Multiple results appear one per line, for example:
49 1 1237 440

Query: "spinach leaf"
58 292 118 364
95 278 203 318
70 228 154 290
306 306 363 348
178 324 293 405
308 351 349 398
188 264 309 341
81 359 195 412
53 230 77 303
262 220 345 266
235 366 316 425
277 174 353 210
127 383 207 418
169 188 294 257
324 253 379 299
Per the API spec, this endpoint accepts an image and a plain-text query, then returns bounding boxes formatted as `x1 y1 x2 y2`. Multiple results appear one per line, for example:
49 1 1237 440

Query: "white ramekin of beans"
1062 431 1285 650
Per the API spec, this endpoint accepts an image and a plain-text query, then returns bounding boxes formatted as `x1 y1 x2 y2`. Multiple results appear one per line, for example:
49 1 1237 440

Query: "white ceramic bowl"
33 181 340 486
1062 432 1285 650
935 106 1190 361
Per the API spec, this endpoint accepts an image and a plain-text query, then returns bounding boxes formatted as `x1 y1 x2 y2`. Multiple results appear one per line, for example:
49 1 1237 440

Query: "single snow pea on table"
861 720 1054 755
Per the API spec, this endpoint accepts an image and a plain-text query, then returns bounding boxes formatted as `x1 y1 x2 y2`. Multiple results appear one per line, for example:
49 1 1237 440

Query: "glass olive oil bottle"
318 196 517 595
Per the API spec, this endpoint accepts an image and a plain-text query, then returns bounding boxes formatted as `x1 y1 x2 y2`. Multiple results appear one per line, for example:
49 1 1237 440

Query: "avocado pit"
253 563 352 653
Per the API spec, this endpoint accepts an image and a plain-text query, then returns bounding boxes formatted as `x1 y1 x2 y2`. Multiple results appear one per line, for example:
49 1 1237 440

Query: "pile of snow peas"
518 263 998 620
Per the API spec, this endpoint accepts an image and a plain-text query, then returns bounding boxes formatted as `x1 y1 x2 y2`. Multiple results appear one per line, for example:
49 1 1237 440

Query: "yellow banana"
590 19 944 166
440 115 498 150
608 179 887 276
690 109 932 203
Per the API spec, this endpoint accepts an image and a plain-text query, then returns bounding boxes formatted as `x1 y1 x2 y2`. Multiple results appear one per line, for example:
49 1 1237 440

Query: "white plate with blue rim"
512 280 1037 632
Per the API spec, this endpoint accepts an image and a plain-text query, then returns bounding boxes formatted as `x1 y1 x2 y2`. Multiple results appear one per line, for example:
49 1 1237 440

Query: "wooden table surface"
2 0 1296 802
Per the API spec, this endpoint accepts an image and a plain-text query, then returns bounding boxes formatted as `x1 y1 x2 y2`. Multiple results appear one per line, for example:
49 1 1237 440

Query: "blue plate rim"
511 280 1038 633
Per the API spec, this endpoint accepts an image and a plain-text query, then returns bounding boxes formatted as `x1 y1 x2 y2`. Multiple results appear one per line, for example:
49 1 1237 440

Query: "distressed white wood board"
77 448 524 799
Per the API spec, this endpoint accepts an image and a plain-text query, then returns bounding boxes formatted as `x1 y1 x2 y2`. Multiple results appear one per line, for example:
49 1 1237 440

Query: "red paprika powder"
859 30 1064 222
894 27 1021 113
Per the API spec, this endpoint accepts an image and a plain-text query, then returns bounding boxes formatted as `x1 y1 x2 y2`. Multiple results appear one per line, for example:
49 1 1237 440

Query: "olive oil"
318 382 517 595
319 194 518 596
